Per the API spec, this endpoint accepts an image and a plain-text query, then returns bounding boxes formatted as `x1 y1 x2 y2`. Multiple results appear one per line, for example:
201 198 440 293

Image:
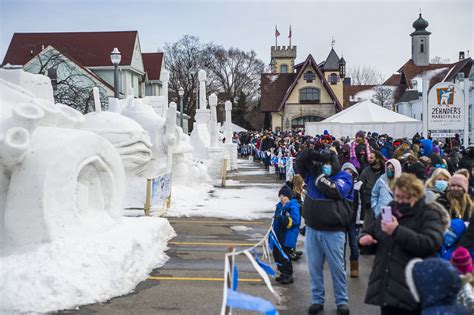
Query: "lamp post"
110 47 121 98
178 87 184 128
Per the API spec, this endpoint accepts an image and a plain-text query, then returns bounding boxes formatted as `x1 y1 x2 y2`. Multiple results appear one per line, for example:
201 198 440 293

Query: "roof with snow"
2 31 139 67
382 58 472 103
343 84 376 107
322 100 420 124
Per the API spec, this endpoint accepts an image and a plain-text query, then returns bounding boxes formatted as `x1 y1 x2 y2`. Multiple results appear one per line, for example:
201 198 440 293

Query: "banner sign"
428 82 465 131
152 173 172 208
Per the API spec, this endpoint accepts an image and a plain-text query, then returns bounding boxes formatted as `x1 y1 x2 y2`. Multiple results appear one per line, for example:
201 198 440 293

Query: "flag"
275 26 280 37
288 25 292 38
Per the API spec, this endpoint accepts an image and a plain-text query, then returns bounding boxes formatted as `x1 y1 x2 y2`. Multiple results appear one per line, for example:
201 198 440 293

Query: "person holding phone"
359 173 447 315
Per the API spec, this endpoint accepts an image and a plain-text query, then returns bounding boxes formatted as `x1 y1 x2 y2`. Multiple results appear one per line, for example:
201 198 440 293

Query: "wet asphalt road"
59 159 378 315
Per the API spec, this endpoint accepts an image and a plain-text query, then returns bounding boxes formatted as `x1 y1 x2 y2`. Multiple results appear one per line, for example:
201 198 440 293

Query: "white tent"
220 122 247 133
305 100 422 138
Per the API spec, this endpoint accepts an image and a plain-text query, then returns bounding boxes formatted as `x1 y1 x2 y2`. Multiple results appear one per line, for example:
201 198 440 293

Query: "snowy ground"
165 184 277 219
0 217 176 314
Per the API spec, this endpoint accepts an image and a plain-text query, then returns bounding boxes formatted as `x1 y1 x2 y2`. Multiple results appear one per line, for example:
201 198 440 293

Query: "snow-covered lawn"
1 217 176 313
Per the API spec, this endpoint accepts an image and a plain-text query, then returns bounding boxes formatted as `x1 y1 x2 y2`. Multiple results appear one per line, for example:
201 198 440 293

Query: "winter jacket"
439 218 466 260
371 174 393 218
360 199 446 311
272 199 301 248
458 280 474 313
359 165 384 209
302 170 353 231
459 214 474 252
407 257 469 315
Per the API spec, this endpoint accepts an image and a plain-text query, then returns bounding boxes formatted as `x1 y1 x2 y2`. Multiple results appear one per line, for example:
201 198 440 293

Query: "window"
299 87 320 104
303 71 316 82
420 44 424 53
329 73 339 85
280 64 288 73
291 115 324 128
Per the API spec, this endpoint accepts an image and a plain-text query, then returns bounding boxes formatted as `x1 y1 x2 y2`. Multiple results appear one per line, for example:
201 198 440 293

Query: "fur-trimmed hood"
424 191 450 232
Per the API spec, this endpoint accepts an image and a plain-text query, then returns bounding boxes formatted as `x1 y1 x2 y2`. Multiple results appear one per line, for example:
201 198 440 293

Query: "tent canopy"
305 100 422 139
220 122 247 133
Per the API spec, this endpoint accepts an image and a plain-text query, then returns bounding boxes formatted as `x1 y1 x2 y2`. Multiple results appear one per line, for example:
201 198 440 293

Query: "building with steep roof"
261 44 346 131
2 31 165 100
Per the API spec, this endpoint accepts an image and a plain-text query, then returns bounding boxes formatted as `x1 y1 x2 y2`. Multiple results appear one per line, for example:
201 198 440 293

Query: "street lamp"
178 87 184 128
110 47 121 98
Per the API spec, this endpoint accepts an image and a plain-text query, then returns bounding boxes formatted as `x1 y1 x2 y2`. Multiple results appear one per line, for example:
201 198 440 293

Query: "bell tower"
270 45 297 74
411 13 431 66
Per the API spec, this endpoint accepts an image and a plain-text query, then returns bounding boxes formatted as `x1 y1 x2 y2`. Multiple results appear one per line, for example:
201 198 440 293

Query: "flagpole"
289 25 291 47
275 25 277 47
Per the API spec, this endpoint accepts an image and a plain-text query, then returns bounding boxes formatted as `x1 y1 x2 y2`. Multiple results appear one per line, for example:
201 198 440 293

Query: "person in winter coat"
359 150 385 228
405 257 469 315
439 218 466 260
296 149 352 315
272 185 301 285
445 174 473 222
451 247 474 313
371 159 402 220
425 168 451 210
359 173 447 315
381 141 394 159
459 147 474 189
350 131 371 173
338 143 351 166
342 162 363 278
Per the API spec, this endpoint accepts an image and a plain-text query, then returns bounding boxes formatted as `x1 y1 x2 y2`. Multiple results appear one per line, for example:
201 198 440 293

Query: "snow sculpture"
190 70 211 160
0 69 125 248
207 94 225 179
224 101 238 171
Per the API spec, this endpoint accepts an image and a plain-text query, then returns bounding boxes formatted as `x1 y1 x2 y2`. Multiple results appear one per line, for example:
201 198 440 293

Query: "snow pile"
412 68 449 92
231 225 252 231
167 184 277 220
0 217 176 313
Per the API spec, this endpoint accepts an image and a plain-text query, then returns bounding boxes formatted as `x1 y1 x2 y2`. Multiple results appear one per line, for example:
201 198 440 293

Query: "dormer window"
304 71 316 82
329 73 339 85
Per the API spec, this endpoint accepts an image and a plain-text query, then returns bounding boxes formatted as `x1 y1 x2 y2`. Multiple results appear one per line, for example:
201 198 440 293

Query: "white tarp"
220 122 247 133
305 100 422 139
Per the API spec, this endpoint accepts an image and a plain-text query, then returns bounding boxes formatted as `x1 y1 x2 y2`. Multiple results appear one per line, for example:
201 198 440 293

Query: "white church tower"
411 13 431 66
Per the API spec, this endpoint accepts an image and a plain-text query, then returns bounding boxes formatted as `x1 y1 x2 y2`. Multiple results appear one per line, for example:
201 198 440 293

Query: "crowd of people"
236 129 474 315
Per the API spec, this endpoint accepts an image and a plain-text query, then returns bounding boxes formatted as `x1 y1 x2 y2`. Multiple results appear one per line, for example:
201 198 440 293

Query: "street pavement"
60 159 378 315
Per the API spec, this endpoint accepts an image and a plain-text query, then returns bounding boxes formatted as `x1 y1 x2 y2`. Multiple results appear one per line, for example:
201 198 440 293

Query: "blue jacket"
272 199 301 248
303 169 354 231
304 169 353 201
371 174 393 218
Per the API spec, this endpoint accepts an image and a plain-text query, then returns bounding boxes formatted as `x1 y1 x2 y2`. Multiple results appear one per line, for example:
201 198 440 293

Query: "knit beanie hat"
450 174 469 192
355 130 366 139
451 247 473 275
278 185 293 199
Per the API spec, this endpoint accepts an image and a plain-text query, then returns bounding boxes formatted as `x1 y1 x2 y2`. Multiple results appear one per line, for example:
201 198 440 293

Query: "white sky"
0 0 473 79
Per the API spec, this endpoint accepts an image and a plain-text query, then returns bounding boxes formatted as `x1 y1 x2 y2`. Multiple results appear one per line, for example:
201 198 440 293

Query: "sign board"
431 132 457 138
151 173 172 208
428 82 465 131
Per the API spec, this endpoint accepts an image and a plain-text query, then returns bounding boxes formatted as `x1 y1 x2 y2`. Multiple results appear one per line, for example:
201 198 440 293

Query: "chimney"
459 51 465 60
41 44 45 50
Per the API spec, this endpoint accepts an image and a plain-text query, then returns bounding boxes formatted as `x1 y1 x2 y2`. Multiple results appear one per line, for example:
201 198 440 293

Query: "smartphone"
382 206 393 223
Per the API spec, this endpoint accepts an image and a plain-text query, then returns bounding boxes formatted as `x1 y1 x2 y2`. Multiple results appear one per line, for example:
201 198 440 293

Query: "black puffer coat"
359 199 447 311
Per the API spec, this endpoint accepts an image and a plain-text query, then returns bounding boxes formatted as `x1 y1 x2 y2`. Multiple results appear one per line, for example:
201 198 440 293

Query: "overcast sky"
1 0 472 78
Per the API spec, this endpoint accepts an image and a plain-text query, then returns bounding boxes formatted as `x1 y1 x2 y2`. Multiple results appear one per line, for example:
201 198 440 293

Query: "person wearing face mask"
359 173 447 315
425 168 451 209
360 151 385 228
371 159 402 220
296 149 353 315
445 174 473 222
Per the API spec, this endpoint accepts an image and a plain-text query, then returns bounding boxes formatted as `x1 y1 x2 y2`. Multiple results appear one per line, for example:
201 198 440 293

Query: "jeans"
305 226 348 305
347 223 360 262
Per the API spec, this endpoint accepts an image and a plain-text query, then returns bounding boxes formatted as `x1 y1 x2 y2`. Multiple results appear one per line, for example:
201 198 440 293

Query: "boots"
350 261 359 278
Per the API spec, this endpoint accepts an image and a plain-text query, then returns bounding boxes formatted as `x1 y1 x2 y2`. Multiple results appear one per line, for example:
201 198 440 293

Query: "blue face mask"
435 180 449 192
322 165 332 176
386 169 394 178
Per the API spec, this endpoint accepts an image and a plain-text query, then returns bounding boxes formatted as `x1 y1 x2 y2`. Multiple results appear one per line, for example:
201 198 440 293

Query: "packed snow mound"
0 217 176 313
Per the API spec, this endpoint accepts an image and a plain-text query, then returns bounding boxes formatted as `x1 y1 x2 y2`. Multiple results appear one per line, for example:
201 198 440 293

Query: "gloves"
274 214 290 228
